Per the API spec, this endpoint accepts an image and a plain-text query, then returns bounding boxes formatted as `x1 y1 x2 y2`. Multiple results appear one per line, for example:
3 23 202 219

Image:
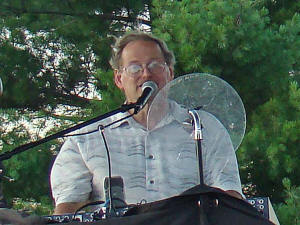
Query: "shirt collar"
109 111 132 129
108 100 190 130
152 100 190 129
169 100 190 123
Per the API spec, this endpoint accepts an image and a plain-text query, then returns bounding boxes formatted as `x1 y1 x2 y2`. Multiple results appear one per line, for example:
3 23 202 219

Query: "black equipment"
44 212 96 223
43 196 277 224
42 185 275 225
104 176 127 217
246 197 279 224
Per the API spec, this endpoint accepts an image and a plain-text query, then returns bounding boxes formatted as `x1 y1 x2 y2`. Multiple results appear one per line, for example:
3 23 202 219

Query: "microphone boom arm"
0 103 137 161
0 81 157 160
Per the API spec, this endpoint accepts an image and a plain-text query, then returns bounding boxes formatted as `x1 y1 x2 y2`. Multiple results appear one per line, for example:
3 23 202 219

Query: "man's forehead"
121 40 164 63
124 39 159 48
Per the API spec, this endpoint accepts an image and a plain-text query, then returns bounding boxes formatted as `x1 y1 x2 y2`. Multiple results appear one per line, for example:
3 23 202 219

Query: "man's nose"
141 65 152 78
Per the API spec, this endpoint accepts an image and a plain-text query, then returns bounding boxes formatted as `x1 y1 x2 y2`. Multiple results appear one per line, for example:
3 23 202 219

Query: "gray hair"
109 31 175 70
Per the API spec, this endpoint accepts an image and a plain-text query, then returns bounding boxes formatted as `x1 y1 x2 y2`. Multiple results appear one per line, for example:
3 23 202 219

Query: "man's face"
114 40 174 104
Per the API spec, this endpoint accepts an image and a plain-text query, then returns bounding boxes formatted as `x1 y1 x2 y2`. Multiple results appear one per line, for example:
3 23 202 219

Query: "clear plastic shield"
147 73 246 151
144 73 246 202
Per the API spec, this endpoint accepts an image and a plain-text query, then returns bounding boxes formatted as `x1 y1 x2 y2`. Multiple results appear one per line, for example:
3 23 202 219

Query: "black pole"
196 138 210 225
0 103 136 161
188 109 210 225
196 138 205 186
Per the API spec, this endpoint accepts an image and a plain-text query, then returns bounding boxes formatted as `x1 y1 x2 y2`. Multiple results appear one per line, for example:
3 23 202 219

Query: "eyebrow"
127 58 165 65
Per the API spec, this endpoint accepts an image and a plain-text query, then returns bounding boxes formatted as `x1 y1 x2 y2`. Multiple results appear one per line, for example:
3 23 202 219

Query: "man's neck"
130 105 149 128
129 100 169 130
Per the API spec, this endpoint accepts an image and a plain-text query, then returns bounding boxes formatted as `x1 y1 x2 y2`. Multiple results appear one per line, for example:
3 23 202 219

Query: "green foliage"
261 0 300 25
0 0 151 111
0 109 66 207
151 0 300 113
238 82 300 202
12 197 53 216
3 147 53 204
274 178 300 225
89 69 124 116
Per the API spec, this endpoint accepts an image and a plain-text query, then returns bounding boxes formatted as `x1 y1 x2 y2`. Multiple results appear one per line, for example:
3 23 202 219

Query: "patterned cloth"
50 101 242 205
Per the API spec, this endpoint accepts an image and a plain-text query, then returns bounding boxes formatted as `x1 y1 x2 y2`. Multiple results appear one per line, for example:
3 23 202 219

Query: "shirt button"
148 154 154 159
150 180 154 184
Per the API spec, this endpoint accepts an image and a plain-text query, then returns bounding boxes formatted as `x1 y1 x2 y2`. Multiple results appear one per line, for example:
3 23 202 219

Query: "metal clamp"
188 109 202 140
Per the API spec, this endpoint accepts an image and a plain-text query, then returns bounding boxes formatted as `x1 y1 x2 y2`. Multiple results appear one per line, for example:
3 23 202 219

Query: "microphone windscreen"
142 81 158 92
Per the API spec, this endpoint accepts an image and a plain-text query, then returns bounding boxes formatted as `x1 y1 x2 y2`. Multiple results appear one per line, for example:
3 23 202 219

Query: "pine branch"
0 5 152 26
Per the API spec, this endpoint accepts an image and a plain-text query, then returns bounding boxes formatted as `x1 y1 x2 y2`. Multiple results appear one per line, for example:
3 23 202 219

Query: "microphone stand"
0 84 154 218
0 103 138 161
188 109 210 225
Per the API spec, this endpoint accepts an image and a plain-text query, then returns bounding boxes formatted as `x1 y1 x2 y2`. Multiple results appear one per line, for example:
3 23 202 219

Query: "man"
50 32 243 215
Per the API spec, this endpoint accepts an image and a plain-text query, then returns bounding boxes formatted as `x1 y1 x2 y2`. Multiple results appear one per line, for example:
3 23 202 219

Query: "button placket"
145 131 159 192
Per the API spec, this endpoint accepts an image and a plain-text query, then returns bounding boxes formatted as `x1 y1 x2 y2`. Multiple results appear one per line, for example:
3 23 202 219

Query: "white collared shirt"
50 101 242 205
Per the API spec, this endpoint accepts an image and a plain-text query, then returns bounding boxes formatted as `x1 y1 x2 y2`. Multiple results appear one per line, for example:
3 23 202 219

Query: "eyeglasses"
121 61 168 77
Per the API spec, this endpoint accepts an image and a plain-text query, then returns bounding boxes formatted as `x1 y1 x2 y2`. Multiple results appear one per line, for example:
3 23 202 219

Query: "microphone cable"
72 200 105 221
64 113 133 137
98 125 118 217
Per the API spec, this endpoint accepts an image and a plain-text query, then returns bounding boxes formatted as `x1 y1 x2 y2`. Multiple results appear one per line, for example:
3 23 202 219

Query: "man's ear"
114 69 124 90
167 66 174 82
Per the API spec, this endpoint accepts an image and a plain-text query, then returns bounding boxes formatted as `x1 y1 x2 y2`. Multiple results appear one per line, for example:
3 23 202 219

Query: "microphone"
134 81 158 114
0 78 3 96
104 176 127 214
